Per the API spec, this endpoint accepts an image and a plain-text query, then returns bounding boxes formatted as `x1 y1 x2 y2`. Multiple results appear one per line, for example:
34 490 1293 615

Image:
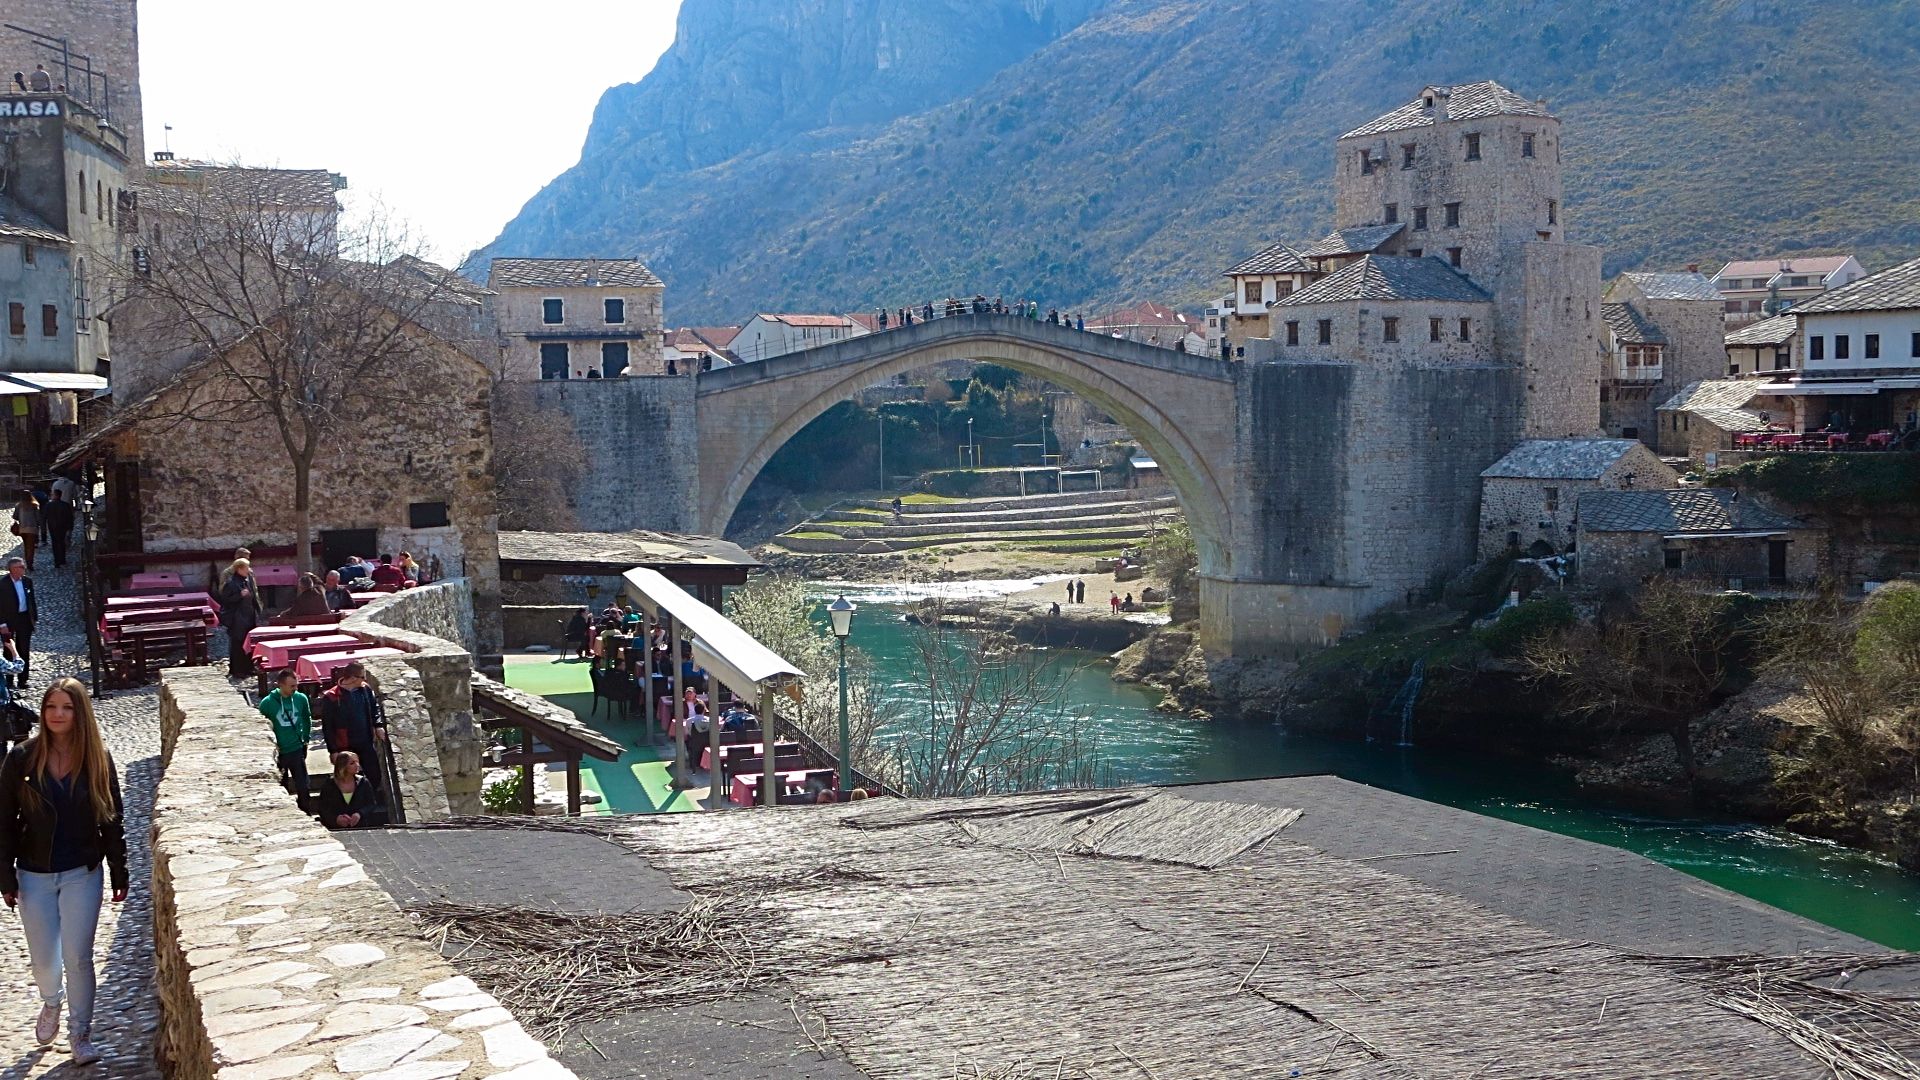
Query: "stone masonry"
343 583 487 818
0 0 144 164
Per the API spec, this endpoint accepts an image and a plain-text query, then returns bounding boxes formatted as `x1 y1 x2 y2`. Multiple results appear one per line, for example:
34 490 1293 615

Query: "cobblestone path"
0 558 162 1079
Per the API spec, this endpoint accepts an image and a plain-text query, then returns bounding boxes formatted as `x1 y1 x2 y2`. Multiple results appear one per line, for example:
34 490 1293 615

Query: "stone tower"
0 0 143 165
1332 82 1600 437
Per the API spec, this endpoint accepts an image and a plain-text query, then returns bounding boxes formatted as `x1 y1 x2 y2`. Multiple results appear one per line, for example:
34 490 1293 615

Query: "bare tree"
490 383 585 532
724 576 885 771
114 173 458 572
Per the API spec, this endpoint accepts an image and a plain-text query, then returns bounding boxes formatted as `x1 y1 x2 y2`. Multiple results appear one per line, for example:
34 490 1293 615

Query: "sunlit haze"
138 0 683 264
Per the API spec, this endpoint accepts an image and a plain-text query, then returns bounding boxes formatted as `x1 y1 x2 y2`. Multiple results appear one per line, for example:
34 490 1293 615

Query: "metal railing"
369 693 407 825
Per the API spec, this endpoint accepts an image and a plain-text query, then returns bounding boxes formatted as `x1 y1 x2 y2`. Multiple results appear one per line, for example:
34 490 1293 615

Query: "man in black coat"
0 558 34 689
41 491 75 570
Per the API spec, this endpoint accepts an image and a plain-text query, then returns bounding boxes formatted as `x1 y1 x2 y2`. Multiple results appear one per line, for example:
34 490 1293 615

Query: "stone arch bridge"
525 314 1523 655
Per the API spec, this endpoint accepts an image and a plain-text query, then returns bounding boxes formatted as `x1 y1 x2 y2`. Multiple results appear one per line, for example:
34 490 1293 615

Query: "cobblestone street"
0 556 162 1079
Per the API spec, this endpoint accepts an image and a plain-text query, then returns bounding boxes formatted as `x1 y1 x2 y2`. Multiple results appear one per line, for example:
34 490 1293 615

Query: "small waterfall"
1382 658 1424 747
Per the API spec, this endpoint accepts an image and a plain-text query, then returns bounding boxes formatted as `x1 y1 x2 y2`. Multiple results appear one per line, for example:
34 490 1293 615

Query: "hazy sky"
139 1 684 264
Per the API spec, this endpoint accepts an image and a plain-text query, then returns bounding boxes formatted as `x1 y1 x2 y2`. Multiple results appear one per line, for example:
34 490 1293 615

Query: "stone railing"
153 667 581 1080
344 583 486 817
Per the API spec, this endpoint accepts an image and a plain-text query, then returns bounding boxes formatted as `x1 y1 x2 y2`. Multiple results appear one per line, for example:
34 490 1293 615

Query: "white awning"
1873 377 1920 390
1752 381 1880 396
1128 453 1159 470
0 372 109 392
622 567 803 701
1663 531 1791 540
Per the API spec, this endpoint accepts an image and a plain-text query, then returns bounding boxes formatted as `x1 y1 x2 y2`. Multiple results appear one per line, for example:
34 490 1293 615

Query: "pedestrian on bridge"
922 302 934 322
877 309 889 330
1076 314 1086 331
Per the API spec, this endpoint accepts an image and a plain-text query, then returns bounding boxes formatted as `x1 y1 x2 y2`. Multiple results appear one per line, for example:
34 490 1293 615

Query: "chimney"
1423 86 1452 121
1687 263 1699 273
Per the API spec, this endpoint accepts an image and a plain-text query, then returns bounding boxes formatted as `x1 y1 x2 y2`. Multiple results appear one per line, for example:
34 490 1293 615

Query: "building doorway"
320 528 379 573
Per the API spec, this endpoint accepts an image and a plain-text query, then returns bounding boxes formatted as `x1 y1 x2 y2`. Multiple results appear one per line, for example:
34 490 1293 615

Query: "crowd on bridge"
867 294 1212 354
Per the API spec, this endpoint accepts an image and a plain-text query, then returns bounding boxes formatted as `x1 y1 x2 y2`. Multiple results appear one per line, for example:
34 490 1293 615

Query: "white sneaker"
70 1037 101 1065
33 1002 58 1045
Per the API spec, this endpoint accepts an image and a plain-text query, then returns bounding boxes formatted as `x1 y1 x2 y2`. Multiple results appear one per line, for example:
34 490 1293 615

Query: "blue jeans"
16 865 103 1038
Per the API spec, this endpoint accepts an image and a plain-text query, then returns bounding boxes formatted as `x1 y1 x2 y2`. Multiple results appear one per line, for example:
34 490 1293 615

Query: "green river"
819 579 1920 950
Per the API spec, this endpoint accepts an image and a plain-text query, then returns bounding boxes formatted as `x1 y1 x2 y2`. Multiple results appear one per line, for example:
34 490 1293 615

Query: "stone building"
1780 255 1920 436
1725 313 1800 378
1653 380 1784 460
55 299 501 625
1219 242 1320 349
1711 254 1866 328
0 1 144 165
487 257 665 380
1477 439 1676 560
1597 270 1724 443
1575 488 1818 590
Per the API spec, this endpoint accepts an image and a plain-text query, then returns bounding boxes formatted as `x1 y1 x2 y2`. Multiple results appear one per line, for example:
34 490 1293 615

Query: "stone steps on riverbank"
773 487 1181 556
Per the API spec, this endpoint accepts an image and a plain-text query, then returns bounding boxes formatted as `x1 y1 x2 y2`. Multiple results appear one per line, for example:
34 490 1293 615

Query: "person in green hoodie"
259 669 313 811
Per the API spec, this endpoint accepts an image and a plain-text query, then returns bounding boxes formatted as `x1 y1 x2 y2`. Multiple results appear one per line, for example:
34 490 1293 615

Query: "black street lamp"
827 596 856 795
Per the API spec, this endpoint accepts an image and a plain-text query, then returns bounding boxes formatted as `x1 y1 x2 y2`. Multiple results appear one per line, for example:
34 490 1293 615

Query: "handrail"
370 693 407 825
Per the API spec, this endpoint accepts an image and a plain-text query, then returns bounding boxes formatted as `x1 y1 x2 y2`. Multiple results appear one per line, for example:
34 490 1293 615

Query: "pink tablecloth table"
252 634 361 668
127 572 183 590
251 564 299 587
105 592 208 609
349 592 384 605
1867 431 1896 449
295 647 403 682
700 741 798 773
730 769 826 807
244 624 334 649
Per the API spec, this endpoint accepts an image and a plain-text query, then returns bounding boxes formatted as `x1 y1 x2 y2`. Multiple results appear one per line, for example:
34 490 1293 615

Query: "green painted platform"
501 653 705 814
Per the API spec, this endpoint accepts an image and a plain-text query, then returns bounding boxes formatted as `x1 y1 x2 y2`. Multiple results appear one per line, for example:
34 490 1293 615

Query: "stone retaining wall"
344 584 487 817
153 668 581 1080
500 605 575 650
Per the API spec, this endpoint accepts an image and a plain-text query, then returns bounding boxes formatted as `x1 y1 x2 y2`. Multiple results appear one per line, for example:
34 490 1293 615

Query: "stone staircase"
772 489 1181 556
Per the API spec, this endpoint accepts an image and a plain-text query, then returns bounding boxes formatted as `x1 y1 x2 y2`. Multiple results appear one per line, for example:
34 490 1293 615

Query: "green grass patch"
900 493 964 504
783 531 840 540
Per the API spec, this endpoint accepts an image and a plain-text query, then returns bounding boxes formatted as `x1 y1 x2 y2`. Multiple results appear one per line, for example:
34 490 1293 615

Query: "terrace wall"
342 582 485 817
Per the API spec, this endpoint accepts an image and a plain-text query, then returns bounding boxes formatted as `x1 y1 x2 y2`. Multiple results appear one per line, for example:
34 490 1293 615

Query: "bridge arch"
694 314 1239 584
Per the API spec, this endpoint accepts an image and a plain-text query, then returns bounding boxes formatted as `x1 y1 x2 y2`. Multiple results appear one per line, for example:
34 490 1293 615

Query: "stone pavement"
0 556 164 1079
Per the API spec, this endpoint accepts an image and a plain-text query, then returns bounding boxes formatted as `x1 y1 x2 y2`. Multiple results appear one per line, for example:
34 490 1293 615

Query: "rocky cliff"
475 0 1920 323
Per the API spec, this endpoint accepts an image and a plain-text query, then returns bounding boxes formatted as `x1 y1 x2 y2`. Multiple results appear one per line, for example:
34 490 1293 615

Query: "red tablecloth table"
700 741 798 773
127 572 183 590
349 592 384 605
244 624 333 649
295 647 403 682
250 564 299 587
1868 431 1896 449
252 634 361 668
1770 434 1803 450
105 592 208 609
104 605 216 637
730 768 837 807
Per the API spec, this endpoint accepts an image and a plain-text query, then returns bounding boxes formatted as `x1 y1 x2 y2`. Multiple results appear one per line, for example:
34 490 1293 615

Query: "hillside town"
3 4 1920 1079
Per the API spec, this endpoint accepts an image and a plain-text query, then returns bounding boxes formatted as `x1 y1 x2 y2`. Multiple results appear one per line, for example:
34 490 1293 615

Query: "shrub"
482 766 528 814
1857 581 1920 682
1476 595 1575 657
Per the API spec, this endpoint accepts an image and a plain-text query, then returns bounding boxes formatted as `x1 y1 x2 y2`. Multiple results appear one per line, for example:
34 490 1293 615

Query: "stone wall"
501 604 577 649
490 283 665 380
0 0 144 163
151 668 582 1080
344 583 486 817
496 377 699 533
1577 529 1821 589
1476 446 1676 560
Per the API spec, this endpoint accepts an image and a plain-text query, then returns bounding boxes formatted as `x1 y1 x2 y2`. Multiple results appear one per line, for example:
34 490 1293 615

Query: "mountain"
473 0 1920 324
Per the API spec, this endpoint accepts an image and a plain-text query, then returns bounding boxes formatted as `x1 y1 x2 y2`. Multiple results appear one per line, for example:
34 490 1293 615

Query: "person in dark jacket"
280 573 331 619
218 558 262 677
0 678 127 1065
318 664 384 797
40 491 75 570
0 557 35 689
369 554 406 589
564 607 590 660
316 750 378 829
260 669 313 810
322 571 355 613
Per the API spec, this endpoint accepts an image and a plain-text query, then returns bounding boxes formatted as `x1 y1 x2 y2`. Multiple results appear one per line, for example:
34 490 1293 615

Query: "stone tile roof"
1716 255 1855 281
1089 301 1197 329
1482 439 1646 480
1225 242 1313 276
1578 488 1805 534
1725 313 1799 347
138 165 341 212
388 254 493 302
1623 271 1721 302
488 257 663 289
1275 255 1489 307
1300 224 1405 258
0 192 68 244
1795 255 1920 314
1340 81 1551 140
1658 379 1761 413
1692 408 1774 434
1601 303 1666 345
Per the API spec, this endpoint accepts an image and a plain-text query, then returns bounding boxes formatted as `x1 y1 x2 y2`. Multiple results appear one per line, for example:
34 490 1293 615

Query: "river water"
819 579 1920 949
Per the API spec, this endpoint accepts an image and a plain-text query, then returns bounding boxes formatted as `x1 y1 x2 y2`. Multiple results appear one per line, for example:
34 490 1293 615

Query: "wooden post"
708 672 725 807
566 752 583 816
670 617 690 790
520 725 535 816
760 683 778 808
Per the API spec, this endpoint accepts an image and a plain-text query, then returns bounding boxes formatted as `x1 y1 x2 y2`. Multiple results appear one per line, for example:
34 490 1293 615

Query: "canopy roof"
622 568 803 702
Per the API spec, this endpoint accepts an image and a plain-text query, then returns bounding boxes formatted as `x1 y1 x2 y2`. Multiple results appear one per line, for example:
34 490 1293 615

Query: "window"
1244 280 1263 304
1401 143 1416 169
1382 317 1399 343
408 502 451 529
1285 320 1299 346
1464 133 1481 160
1724 301 1743 313
1912 332 1920 358
6 303 22 336
1809 335 1824 361
604 298 625 324
40 304 57 337
1522 133 1535 158
1730 363 1742 377
1547 199 1558 225
1276 281 1294 299
1406 248 1423 259
541 298 564 324
1664 548 1684 571
1459 318 1471 342
1789 276 1809 286
1429 317 1443 342
1775 349 1792 371
1544 486 1560 513
96 179 104 220
1834 334 1850 360
1747 300 1765 312
1383 203 1398 224
539 342 569 379
1317 319 1332 345
1621 427 1638 439
601 342 630 377
76 171 85 216
1447 247 1463 267
1444 202 1460 227
21 245 33 266
1866 333 1880 360
1413 206 1428 230
1359 149 1375 175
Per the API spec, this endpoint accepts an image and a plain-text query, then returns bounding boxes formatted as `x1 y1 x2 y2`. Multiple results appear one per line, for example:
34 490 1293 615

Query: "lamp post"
827 595 856 796
966 417 975 468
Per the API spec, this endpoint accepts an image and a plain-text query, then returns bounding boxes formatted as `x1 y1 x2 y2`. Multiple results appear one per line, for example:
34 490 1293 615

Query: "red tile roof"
764 313 856 328
1714 255 1854 280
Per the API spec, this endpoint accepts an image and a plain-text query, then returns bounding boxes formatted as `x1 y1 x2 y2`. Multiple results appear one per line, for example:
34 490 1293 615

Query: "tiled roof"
1794 256 1920 315
692 326 741 348
1601 303 1666 346
1622 271 1721 302
1225 242 1313 276
1300 224 1405 258
763 313 854 328
1090 301 1196 328
138 165 341 212
1691 408 1774 434
1715 255 1855 281
1725 313 1799 347
387 254 492 302
1657 379 1770 414
847 313 881 332
1340 81 1551 140
488 258 663 289
1275 255 1489 307
496 530 759 570
1482 439 1646 480
1578 488 1805 535
0 193 68 244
